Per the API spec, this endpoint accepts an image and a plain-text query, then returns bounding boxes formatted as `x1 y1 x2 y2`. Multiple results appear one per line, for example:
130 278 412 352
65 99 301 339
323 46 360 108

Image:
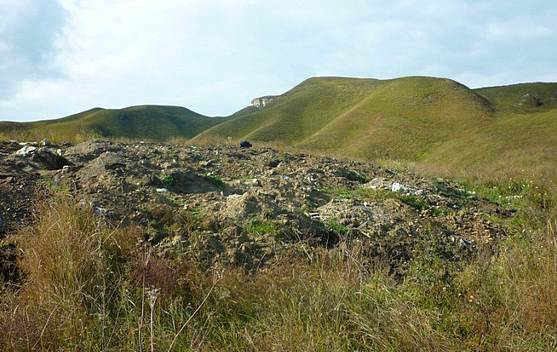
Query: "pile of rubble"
0 139 512 275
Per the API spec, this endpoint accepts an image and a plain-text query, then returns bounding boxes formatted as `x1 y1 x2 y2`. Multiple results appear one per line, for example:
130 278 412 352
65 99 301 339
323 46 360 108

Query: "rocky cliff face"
251 96 276 108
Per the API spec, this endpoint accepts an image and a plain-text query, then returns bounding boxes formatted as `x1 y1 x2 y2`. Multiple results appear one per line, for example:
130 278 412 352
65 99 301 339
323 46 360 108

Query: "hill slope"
195 77 557 179
197 76 495 152
2 77 556 180
0 105 225 141
475 82 557 111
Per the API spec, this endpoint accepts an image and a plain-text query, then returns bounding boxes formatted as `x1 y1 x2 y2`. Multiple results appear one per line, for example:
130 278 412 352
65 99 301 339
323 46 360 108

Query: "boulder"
14 146 71 170
362 177 390 190
33 148 72 170
64 141 121 162
391 182 407 193
519 93 543 108
267 159 281 168
14 146 37 156
92 152 126 170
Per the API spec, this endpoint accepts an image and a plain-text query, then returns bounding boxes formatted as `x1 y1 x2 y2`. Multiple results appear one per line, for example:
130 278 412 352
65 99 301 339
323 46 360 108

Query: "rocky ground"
1 139 513 278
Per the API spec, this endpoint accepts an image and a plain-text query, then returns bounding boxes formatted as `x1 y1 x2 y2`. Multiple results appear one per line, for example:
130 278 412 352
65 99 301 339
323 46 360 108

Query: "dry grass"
1 192 557 351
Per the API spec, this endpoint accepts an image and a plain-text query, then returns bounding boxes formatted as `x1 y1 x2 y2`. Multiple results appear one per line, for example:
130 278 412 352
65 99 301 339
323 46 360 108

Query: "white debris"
156 188 168 193
391 182 406 192
15 146 37 156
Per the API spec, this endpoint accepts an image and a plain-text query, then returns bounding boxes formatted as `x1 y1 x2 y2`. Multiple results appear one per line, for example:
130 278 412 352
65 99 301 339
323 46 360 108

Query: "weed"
326 219 350 236
246 219 278 237
398 194 430 211
160 173 175 186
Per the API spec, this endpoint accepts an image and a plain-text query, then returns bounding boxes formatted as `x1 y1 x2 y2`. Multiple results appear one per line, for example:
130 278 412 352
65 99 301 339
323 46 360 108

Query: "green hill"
1 76 556 180
0 105 225 141
196 76 495 151
195 77 557 180
476 82 557 111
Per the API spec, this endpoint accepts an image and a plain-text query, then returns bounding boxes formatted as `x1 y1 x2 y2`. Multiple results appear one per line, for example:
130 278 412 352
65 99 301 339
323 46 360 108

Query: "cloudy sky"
1 0 556 121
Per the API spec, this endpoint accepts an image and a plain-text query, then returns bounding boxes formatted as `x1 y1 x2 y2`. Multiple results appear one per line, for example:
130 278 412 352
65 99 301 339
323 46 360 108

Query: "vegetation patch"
245 219 279 237
326 186 444 215
325 219 350 236
160 173 175 186
205 174 226 189
398 194 430 211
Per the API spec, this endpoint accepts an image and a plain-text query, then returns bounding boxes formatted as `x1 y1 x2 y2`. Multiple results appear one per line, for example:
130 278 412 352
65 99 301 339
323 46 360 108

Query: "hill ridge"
1 75 557 180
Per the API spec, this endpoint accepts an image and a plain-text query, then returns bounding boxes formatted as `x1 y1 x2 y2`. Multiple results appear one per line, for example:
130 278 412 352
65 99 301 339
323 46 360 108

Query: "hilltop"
0 105 225 141
197 76 494 156
197 77 557 180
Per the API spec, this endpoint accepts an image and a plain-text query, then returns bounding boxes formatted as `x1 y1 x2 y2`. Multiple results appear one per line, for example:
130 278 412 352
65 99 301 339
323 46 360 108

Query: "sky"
0 0 556 122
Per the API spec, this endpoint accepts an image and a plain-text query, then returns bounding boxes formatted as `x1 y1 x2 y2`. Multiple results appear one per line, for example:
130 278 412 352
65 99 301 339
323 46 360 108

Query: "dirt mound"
0 140 513 274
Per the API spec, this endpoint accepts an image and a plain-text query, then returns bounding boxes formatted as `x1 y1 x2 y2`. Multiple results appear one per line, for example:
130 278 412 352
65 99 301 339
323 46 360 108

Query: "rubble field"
0 140 513 275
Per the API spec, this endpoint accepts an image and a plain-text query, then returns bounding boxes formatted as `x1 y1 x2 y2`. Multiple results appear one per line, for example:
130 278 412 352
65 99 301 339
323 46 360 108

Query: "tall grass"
1 194 556 351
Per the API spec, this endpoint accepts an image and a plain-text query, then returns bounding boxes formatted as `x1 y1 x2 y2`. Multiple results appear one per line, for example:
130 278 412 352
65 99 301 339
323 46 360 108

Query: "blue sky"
0 0 556 121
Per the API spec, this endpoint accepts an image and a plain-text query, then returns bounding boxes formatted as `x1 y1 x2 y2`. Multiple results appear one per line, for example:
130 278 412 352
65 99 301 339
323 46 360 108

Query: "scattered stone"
94 207 116 218
164 171 225 194
459 238 474 250
0 140 511 274
335 168 368 183
519 93 543 108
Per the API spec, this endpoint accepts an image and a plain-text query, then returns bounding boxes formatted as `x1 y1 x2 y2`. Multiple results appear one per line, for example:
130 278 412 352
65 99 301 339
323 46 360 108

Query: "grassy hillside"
196 77 557 181
476 82 557 111
196 76 495 154
2 76 556 181
0 105 225 141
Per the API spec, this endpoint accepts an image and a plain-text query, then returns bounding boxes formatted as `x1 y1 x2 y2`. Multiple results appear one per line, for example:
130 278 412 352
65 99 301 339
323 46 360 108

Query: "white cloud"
0 0 556 121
